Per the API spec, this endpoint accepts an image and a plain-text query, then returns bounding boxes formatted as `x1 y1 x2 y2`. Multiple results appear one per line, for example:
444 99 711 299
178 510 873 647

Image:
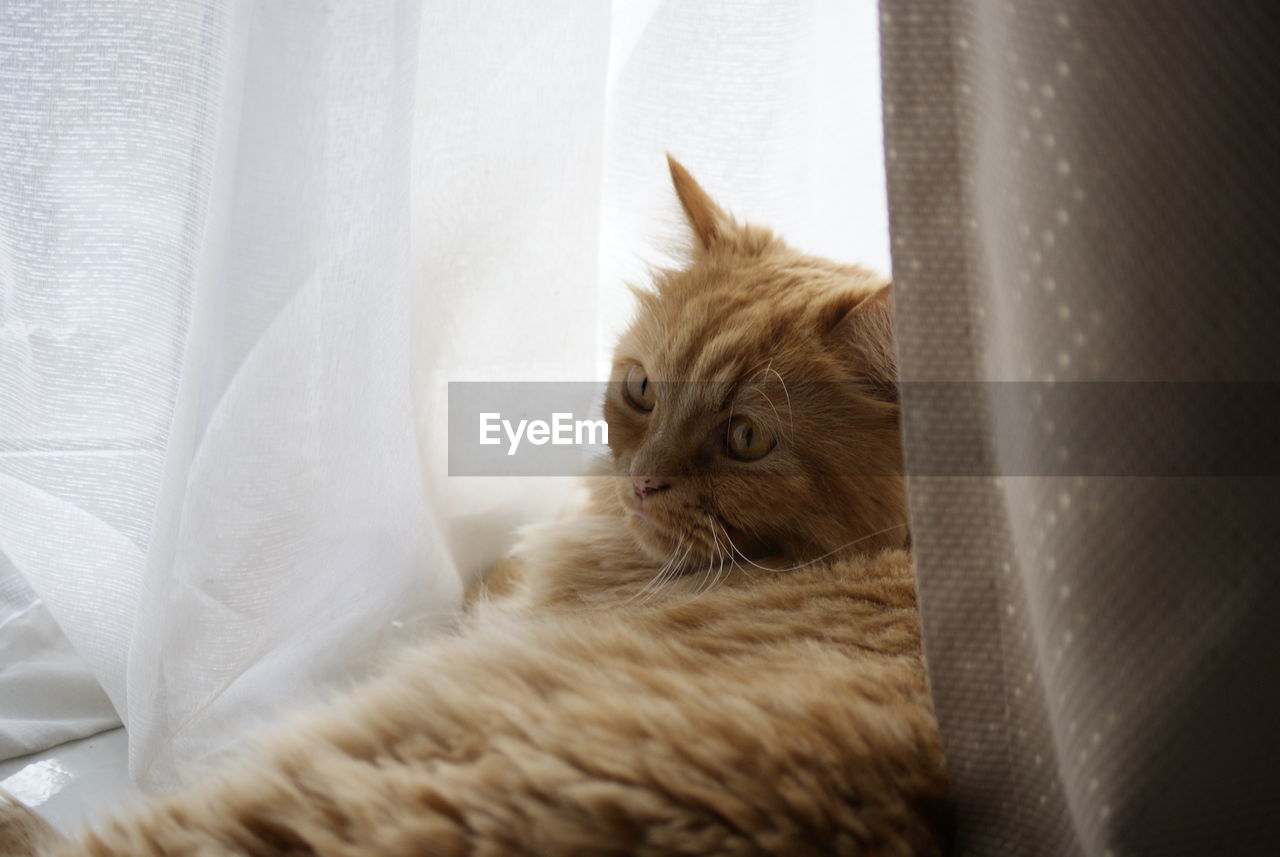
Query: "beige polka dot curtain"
880 2 1280 855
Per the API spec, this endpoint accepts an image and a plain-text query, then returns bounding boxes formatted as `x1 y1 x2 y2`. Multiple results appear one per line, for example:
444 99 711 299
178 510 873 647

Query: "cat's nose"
631 476 671 500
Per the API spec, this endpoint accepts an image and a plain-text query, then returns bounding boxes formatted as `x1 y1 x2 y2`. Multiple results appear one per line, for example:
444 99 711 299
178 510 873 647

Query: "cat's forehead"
628 270 822 382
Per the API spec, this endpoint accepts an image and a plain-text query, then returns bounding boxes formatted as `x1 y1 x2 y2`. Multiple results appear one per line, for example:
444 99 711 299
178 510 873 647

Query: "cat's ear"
667 154 732 251
824 285 898 399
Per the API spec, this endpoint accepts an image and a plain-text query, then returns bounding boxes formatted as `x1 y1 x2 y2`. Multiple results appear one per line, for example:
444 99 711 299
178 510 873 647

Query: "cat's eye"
726 415 775 461
623 363 656 412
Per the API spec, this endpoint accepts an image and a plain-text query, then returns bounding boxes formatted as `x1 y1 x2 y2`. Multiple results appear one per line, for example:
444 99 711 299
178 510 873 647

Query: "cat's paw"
0 792 61 857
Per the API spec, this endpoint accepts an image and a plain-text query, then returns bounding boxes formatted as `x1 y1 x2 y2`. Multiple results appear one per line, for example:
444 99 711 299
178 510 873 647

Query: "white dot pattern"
882 2 1280 855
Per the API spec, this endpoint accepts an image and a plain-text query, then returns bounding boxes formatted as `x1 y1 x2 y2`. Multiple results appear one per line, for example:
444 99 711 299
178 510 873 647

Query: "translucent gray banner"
449 382 610 476
448 382 1280 476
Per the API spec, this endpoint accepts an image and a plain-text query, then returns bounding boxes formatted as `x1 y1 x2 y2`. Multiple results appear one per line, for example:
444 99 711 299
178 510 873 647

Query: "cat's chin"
622 500 776 570
621 504 678 562
608 473 780 567
621 503 710 568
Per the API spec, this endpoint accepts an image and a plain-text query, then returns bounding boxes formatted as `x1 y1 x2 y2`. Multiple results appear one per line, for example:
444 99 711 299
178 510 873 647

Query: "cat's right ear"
667 154 732 252
824 285 898 400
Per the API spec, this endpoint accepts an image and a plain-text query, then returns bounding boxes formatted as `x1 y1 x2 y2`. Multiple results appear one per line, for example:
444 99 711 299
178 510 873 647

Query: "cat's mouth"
621 501 670 552
619 485 772 569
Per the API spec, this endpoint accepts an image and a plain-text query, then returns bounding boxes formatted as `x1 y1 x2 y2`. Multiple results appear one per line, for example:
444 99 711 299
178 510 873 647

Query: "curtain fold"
0 0 611 790
1 0 234 767
882 2 1280 855
123 0 459 789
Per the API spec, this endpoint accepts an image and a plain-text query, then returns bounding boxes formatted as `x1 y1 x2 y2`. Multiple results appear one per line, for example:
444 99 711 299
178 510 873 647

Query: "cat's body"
0 159 948 856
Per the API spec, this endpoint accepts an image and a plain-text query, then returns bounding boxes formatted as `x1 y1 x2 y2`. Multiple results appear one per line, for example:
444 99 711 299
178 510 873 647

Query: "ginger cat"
0 158 948 857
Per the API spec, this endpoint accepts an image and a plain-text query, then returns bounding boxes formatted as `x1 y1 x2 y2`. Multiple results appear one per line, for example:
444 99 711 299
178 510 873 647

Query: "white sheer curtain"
0 0 886 792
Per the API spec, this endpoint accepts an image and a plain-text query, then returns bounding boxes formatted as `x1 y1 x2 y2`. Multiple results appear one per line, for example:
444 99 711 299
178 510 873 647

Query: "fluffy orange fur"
0 158 948 857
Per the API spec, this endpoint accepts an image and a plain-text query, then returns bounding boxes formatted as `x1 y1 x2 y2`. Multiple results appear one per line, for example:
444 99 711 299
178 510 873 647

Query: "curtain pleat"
882 2 1280 854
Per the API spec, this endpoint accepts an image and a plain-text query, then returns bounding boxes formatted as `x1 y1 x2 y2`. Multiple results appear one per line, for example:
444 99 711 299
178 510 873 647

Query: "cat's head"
603 157 907 571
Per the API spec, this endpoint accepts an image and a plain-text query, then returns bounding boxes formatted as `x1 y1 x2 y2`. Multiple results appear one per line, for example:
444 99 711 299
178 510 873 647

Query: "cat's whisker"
629 537 684 604
651 539 689 588
704 522 728 594
671 538 696 581
712 519 756 580
740 355 775 386
738 359 795 438
712 529 730 590
753 360 783 426
688 545 721 599
761 363 795 435
684 515 734 599
637 537 694 605
691 552 716 597
720 522 910 575
682 520 721 599
708 516 745 583
742 384 783 435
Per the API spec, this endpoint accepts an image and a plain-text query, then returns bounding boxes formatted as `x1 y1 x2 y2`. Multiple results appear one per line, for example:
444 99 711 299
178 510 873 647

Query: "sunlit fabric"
0 0 886 790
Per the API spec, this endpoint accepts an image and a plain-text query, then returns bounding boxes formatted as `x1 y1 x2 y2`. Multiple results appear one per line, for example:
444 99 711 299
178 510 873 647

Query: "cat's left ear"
667 154 733 251
824 286 898 398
